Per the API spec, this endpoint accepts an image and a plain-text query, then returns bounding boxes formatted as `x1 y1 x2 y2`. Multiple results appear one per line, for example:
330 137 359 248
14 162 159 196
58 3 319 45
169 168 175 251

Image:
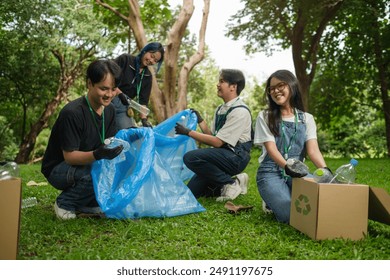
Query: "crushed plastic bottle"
104 137 130 162
22 197 38 209
0 161 19 181
313 168 333 183
285 158 310 177
329 159 358 184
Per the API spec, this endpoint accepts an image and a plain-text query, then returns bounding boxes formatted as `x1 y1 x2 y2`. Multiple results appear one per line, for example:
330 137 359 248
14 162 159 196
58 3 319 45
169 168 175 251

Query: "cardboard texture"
290 178 369 241
0 178 22 260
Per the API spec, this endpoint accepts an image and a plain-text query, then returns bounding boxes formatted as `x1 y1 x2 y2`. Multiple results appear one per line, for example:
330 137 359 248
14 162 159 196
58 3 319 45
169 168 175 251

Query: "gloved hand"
93 144 124 160
141 118 153 128
284 158 309 178
118 93 130 106
324 167 333 175
190 108 204 123
175 122 191 135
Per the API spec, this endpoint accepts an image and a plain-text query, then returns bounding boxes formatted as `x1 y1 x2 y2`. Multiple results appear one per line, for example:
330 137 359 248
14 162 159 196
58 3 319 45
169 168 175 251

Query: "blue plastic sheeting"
91 109 205 219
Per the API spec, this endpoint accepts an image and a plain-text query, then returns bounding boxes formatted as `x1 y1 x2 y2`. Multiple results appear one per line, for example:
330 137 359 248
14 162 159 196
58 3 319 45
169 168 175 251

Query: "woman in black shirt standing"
113 42 164 129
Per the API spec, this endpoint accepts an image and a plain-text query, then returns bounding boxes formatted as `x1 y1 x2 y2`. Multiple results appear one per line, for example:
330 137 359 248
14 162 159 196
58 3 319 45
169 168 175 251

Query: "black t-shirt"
41 96 117 178
114 53 153 106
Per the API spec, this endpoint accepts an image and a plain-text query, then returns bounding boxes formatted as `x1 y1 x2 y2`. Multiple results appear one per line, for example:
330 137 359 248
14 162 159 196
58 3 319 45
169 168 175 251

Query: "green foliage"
16 153 390 260
0 116 19 161
1 0 119 161
226 0 389 158
92 0 173 50
0 0 60 146
243 77 267 118
310 0 389 158
187 58 267 132
226 0 342 55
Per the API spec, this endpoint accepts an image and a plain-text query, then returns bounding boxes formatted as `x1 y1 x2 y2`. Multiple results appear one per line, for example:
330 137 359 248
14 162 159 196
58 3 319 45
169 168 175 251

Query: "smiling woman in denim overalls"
254 70 329 224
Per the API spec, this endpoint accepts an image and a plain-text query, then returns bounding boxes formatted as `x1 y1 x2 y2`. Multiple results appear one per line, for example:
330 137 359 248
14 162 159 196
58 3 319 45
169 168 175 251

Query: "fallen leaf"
224 201 254 214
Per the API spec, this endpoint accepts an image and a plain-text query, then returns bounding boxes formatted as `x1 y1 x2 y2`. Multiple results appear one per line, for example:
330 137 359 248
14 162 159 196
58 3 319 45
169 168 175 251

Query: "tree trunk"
15 91 68 163
291 9 310 111
371 7 390 157
96 0 210 123
177 0 210 111
290 2 343 111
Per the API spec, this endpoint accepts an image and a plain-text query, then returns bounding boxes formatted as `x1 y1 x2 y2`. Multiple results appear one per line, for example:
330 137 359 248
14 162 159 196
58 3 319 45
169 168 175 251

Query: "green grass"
17 148 390 260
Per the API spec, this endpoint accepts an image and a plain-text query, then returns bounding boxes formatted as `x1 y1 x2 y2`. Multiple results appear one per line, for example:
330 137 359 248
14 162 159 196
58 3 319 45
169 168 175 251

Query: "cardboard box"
368 186 390 225
290 178 370 240
0 178 22 259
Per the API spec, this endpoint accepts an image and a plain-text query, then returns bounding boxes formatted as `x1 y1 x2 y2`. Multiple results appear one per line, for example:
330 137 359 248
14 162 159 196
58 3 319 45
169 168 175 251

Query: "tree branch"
95 0 129 22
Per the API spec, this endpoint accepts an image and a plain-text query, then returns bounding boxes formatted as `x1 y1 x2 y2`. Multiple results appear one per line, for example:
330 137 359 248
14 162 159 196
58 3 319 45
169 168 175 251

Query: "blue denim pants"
256 168 293 223
184 143 251 198
47 161 98 211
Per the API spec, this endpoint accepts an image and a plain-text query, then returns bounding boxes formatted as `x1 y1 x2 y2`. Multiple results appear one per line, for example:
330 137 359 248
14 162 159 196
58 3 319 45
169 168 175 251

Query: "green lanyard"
136 69 145 102
281 109 298 160
85 96 105 144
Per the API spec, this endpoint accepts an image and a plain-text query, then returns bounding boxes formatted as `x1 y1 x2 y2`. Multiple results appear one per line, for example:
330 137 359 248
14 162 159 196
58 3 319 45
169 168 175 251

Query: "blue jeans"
112 96 136 130
256 168 292 223
47 161 98 211
184 143 251 198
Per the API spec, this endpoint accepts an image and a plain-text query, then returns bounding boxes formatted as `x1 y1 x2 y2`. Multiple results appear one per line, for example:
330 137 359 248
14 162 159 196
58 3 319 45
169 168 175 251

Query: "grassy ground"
17 148 390 260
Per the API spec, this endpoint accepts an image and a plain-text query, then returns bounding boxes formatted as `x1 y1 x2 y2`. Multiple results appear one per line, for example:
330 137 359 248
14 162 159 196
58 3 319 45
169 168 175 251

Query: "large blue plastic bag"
91 110 205 219
153 109 198 181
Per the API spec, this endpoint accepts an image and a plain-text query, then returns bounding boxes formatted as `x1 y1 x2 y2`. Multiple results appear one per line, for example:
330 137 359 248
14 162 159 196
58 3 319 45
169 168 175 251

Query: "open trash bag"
153 109 198 181
91 109 205 219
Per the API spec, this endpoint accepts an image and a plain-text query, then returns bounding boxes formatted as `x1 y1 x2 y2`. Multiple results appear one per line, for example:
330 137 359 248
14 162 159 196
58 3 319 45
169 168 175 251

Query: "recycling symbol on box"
294 194 311 215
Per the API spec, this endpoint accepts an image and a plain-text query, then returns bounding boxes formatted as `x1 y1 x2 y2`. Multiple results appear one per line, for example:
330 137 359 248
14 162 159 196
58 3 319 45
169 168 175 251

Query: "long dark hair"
264 70 305 136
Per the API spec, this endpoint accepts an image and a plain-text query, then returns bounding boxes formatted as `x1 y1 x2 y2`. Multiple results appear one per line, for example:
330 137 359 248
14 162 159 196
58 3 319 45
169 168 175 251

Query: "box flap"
290 178 319 239
0 178 22 260
369 187 390 225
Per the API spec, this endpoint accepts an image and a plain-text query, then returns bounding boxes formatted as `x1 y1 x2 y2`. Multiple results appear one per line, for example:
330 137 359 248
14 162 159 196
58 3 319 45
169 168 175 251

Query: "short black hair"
220 69 246 95
86 59 122 87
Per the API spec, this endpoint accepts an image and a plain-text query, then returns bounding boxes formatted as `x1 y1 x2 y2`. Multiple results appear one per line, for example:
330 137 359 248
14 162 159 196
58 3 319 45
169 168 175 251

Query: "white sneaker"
236 173 249 194
216 181 242 202
54 201 76 220
262 200 273 214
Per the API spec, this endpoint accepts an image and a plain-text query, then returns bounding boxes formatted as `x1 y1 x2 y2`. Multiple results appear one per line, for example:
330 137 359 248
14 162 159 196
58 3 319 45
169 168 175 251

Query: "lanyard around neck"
281 109 298 160
85 95 105 144
136 69 145 102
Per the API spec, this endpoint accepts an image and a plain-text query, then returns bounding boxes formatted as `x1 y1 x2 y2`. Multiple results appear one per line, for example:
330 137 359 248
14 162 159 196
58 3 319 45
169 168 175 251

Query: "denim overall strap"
260 110 306 174
214 105 254 142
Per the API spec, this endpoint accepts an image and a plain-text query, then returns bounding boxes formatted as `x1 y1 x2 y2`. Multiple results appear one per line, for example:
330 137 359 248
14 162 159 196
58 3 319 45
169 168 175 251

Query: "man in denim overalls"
175 69 253 202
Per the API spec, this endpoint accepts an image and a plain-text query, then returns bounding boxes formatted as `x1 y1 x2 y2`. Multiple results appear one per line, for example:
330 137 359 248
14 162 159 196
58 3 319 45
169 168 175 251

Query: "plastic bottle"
313 168 333 183
0 161 20 181
285 158 310 177
104 137 130 162
128 99 150 116
329 159 358 184
168 115 187 137
22 197 38 209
